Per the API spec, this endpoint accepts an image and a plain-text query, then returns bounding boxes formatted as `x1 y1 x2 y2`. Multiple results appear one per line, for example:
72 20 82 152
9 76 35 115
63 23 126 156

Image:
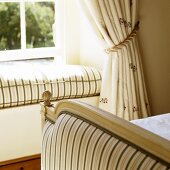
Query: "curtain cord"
105 21 140 54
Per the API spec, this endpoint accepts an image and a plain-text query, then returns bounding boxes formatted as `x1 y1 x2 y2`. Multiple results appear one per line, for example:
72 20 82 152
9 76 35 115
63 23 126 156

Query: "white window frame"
0 0 64 62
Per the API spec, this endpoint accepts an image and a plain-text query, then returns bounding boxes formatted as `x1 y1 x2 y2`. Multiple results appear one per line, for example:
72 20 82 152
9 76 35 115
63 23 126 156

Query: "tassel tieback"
105 21 139 54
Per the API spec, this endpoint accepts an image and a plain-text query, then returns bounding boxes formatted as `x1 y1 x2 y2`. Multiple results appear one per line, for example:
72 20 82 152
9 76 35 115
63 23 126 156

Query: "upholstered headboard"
41 100 170 170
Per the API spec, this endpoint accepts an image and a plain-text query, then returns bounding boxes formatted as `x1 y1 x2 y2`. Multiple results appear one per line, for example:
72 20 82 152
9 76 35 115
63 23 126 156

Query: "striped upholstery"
0 61 101 108
42 111 170 170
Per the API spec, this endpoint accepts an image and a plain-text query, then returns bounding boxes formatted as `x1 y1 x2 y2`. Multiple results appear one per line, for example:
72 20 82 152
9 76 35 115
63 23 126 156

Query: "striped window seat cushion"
0 61 102 108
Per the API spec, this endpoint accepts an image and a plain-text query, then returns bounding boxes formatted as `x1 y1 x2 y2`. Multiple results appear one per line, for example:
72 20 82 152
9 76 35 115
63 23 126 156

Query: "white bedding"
131 113 170 141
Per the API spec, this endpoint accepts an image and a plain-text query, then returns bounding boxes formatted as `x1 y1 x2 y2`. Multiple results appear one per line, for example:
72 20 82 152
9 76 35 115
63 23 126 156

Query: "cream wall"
138 0 170 115
65 0 105 69
78 1 170 115
0 105 41 162
64 0 80 65
79 14 105 70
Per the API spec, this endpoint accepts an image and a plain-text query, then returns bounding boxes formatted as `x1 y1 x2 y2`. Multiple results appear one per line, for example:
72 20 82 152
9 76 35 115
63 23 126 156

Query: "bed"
41 100 170 170
131 113 170 141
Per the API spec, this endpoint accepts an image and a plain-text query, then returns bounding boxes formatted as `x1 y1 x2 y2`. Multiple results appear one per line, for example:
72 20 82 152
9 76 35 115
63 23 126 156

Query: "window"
0 0 62 62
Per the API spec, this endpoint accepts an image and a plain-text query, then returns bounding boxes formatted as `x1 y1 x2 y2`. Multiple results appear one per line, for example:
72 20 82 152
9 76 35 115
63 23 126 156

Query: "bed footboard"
41 100 170 170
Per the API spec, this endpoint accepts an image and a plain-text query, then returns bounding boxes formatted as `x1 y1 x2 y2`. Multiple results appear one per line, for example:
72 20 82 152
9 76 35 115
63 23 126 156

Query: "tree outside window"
0 1 55 51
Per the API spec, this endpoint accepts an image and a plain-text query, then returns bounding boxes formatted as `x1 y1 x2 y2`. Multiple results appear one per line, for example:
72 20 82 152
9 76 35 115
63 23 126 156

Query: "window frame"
0 0 63 62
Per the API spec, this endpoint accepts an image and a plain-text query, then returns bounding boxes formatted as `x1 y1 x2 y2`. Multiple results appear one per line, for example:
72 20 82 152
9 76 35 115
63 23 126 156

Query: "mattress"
131 113 170 141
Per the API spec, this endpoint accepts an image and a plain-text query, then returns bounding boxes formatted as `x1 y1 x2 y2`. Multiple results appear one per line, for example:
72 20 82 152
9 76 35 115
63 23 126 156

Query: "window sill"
0 47 61 62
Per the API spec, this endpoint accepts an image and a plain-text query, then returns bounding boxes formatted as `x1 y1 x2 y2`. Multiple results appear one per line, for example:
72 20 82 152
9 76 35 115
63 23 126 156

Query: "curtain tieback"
105 21 139 54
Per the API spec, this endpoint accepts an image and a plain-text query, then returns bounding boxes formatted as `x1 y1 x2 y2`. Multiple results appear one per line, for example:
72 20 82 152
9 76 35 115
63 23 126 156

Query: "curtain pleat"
79 0 151 120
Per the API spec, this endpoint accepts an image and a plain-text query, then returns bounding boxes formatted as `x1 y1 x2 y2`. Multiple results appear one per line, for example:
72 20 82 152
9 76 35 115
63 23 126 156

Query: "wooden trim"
0 154 41 167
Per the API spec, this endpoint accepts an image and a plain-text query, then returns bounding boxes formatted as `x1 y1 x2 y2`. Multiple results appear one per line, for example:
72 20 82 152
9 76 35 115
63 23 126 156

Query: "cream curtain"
79 0 151 120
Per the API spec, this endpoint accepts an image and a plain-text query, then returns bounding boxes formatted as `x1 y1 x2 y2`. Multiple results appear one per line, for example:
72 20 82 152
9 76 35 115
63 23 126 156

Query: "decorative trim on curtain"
79 0 151 120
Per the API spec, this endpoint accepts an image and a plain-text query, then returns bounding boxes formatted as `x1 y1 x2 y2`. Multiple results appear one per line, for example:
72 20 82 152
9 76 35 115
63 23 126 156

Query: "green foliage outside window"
0 3 21 50
26 2 55 48
0 2 55 51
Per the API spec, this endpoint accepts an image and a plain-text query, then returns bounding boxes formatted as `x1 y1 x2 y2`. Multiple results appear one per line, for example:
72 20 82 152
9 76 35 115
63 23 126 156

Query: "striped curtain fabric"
0 62 101 108
78 0 151 120
42 112 170 170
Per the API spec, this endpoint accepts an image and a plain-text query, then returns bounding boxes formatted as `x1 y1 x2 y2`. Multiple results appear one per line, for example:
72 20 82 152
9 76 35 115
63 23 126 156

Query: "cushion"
0 61 102 108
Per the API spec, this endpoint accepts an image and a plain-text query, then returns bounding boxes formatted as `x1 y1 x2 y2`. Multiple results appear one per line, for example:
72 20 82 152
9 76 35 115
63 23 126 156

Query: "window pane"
0 3 21 50
26 2 55 48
